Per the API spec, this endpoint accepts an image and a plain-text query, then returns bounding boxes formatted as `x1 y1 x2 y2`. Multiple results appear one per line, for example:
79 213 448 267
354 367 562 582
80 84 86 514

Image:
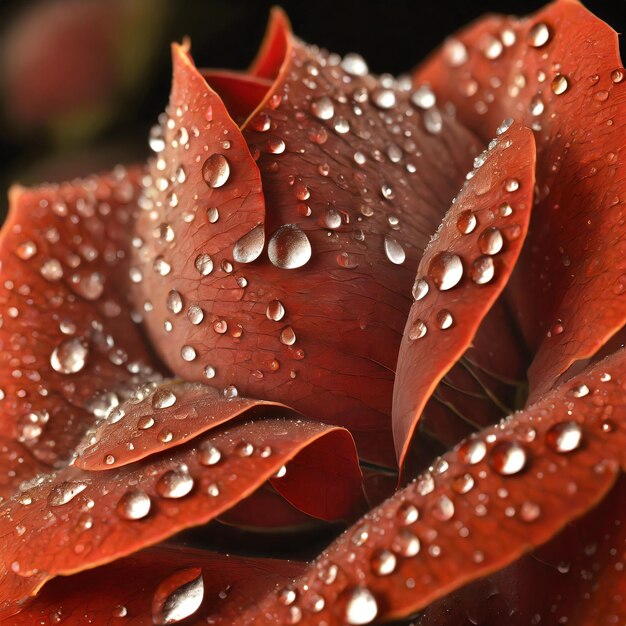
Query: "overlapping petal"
132 13 482 466
414 0 626 398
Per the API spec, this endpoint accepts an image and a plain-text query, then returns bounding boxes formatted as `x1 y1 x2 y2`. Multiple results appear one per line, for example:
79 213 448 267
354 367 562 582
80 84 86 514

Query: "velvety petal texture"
414 0 626 398
133 13 481 466
393 122 535 466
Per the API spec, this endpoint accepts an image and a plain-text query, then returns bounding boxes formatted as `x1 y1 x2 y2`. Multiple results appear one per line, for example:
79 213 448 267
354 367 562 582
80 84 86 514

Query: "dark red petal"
135 21 481 466
200 70 274 124
417 475 626 626
74 380 286 470
0 412 360 612
0 169 161 491
393 123 535 466
248 7 291 80
414 0 626 398
241 348 626 624
4 545 304 625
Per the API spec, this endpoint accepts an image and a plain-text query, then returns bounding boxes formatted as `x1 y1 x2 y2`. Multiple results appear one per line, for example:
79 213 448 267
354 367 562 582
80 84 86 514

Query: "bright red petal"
0 169 160 491
134 20 481 466
4 545 304 625
241 347 626 624
393 122 535 467
414 0 626 398
0 407 360 613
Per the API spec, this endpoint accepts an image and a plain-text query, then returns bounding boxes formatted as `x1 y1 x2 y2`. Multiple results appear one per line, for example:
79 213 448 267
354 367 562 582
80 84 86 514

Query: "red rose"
0 2 624 624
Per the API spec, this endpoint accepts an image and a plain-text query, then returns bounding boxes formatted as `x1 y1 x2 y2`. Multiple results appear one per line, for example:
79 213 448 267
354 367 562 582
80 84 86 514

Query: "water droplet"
138 415 155 429
444 38 468 66
482 35 503 59
519 500 541 522
527 22 551 48
551 74 569 95
280 326 296 345
194 253 213 276
489 441 527 475
571 383 589 398
41 259 63 281
343 587 378 625
181 345 196 362
16 241 38 260
152 388 177 409
49 481 87 506
233 225 265 264
311 96 335 120
202 154 230 188
397 502 419 525
478 227 504 255
156 468 194 499
198 442 221 466
50 338 89 374
392 529 421 557
432 495 455 521
504 178 520 192
152 568 204 625
341 53 368 76
268 224 312 269
456 210 477 234
408 319 427 341
452 472 475 494
470 256 495 284
611 68 624 83
154 256 171 276
546 421 583 453
117 490 151 520
371 89 396 109
384 236 405 265
411 85 436 109
187 305 204 325
167 290 183 314
412 278 429 301
458 438 487 464
371 549 396 576
428 252 463 290
436 309 454 330
266 300 285 321
334 117 350 134
207 207 219 223
423 108 443 134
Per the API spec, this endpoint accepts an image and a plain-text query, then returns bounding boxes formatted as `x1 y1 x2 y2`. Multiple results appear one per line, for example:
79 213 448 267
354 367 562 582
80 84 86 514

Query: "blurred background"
0 0 623 218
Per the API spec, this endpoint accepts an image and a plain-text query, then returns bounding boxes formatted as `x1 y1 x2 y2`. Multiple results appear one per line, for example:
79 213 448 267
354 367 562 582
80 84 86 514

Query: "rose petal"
0 169 161 489
417 475 626 625
0 414 361 611
393 123 535 467
414 0 626 399
243 347 626 624
4 545 304 625
135 18 481 466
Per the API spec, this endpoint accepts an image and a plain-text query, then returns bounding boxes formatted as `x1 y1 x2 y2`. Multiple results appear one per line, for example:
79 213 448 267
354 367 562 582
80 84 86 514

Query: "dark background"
0 0 624 217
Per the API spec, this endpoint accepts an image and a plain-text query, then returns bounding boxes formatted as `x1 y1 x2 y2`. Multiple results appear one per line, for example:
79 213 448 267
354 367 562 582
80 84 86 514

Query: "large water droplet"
456 210 477 234
470 256 495 284
233 224 265 264
117 489 151 520
458 438 487 464
341 53 369 76
478 227 504 255
489 441 527 475
343 587 378 625
311 96 335 120
157 468 194 498
194 253 213 276
546 421 583 453
370 549 396 576
198 442 221 466
167 290 183 314
152 568 204 625
268 224 312 269
152 388 177 409
527 22 551 48
384 236 406 264
428 252 463 290
371 89 396 109
50 338 89 374
202 154 230 188
551 74 569 95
